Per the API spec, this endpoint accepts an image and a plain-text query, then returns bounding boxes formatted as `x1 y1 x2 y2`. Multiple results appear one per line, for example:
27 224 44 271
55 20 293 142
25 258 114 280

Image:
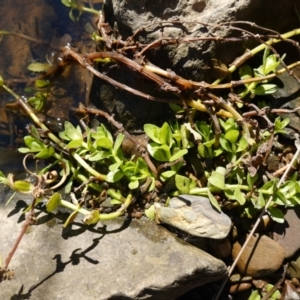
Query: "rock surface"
280 96 300 139
97 0 299 129
273 207 300 259
156 195 231 239
0 189 228 300
105 0 299 79
232 234 285 278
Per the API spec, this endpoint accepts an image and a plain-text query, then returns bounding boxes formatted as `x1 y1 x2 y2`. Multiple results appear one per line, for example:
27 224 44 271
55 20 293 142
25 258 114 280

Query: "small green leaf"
107 189 123 201
109 161 122 172
248 290 261 300
18 147 32 154
247 172 258 189
27 62 52 72
274 117 290 133
13 180 33 193
169 103 185 113
35 79 50 88
63 210 79 228
159 122 173 146
147 143 171 162
160 170 176 181
175 174 191 194
237 136 249 152
113 133 124 154
207 189 221 212
129 180 139 190
260 180 276 194
35 146 55 159
252 192 265 209
110 199 122 205
136 157 148 172
61 0 72 7
219 135 232 152
169 149 188 162
198 144 210 158
106 170 124 183
234 187 246 205
267 207 285 223
145 204 156 220
0 170 7 183
253 84 278 95
67 139 83 149
208 171 225 190
46 193 62 212
225 130 239 143
88 150 110 161
144 124 161 144
95 137 113 149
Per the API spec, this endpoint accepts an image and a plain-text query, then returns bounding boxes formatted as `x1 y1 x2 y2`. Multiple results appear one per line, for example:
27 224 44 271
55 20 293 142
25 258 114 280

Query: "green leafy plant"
248 284 281 300
238 47 285 100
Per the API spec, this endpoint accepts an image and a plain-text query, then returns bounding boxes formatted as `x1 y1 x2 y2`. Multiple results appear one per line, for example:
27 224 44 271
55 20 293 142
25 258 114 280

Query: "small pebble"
229 282 252 294
229 274 252 283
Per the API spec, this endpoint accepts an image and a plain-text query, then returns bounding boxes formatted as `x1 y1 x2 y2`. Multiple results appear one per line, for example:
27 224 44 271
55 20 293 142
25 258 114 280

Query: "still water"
0 0 101 170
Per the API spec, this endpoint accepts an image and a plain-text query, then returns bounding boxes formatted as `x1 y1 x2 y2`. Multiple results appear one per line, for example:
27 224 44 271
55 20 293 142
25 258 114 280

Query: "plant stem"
72 153 107 180
189 184 250 195
82 7 99 16
186 99 234 118
212 28 300 85
60 193 133 221
61 199 90 215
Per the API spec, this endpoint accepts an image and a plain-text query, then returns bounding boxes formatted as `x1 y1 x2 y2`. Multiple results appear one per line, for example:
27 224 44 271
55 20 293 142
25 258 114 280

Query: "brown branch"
61 46 181 104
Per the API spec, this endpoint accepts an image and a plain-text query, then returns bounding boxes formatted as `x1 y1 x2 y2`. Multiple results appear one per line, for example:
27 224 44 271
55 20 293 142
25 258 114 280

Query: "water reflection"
0 1 100 171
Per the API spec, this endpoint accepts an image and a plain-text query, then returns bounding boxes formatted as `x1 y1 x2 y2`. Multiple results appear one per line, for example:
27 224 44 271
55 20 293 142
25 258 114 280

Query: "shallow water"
0 1 100 171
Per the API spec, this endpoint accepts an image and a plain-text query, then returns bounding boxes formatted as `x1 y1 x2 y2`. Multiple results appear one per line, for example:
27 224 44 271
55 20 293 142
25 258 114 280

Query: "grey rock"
104 0 299 80
156 195 231 239
273 207 300 259
272 70 300 100
0 192 227 300
280 96 300 138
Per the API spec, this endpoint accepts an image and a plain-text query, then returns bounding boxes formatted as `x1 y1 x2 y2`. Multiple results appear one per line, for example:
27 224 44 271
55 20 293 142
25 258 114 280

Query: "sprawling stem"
212 28 300 85
60 193 133 221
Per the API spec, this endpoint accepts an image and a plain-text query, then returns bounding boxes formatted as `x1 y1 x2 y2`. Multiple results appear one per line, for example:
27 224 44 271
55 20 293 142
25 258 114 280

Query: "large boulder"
95 0 300 128
0 188 227 300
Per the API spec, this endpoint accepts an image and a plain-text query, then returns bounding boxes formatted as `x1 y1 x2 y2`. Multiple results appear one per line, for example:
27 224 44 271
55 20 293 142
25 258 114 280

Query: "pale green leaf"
144 124 161 144
129 180 139 190
267 207 285 223
169 149 188 162
46 193 62 212
208 171 225 190
145 204 156 220
207 189 221 212
113 133 124 154
27 62 52 72
147 143 171 162
175 174 191 194
225 130 239 143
